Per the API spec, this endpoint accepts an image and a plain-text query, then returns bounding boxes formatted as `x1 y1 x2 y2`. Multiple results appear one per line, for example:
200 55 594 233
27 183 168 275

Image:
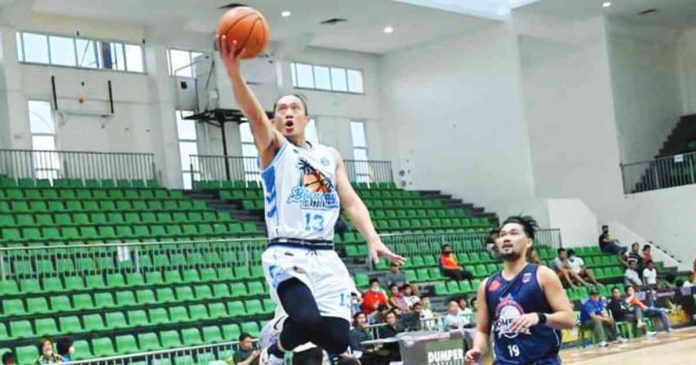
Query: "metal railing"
0 149 156 182
0 238 267 280
621 151 696 193
189 154 394 187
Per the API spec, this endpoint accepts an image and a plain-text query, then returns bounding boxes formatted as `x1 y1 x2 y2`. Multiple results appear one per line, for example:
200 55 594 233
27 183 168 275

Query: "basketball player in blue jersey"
219 37 405 365
465 216 576 365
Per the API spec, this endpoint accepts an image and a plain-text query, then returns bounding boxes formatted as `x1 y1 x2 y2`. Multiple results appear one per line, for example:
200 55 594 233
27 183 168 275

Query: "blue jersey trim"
259 139 289 173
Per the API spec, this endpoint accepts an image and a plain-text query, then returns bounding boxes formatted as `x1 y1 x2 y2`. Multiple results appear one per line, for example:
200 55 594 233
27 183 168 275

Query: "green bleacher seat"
168 306 190 323
84 313 106 331
181 328 204 346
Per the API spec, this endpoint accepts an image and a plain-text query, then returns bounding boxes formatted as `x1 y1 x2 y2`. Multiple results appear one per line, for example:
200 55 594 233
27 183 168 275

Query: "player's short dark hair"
273 94 309 116
238 333 253 342
56 337 72 356
2 352 15 365
557 248 566 254
501 215 538 240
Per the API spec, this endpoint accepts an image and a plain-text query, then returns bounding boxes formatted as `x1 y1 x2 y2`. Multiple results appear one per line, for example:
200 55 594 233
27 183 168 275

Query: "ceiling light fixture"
281 10 291 17
384 26 394 34
602 2 612 8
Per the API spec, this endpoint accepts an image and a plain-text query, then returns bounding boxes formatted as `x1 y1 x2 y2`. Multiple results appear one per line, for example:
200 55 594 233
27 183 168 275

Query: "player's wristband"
537 312 548 326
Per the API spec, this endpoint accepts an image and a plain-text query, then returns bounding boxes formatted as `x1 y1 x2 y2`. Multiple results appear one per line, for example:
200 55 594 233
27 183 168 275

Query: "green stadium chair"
247 281 265 296
245 299 264 315
160 330 182 349
200 268 218 281
84 313 106 331
0 279 18 295
168 306 190 323
181 328 204 346
145 271 163 285
164 270 182 284
189 304 208 321
107 273 126 287
42 277 63 292
175 286 194 301
263 298 276 313
73 293 93 310
208 302 228 319
212 283 231 298
95 292 116 308
241 322 260 337
86 274 107 289
64 275 84 290
202 325 223 343
194 285 214 300
16 346 38 365
27 297 50 314
93 337 117 357
115 334 138 354
156 288 176 303
50 295 72 312
35 318 58 336
226 301 245 317
3 298 25 316
126 309 148 327
116 290 136 307
10 320 34 339
135 289 157 305
59 316 82 334
138 332 161 352
149 308 169 325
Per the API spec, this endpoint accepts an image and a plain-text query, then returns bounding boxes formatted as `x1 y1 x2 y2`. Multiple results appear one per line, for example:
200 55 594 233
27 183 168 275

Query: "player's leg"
276 278 323 350
307 317 351 355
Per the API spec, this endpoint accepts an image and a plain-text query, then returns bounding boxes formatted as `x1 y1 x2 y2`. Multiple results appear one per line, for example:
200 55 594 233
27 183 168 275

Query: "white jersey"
260 140 341 242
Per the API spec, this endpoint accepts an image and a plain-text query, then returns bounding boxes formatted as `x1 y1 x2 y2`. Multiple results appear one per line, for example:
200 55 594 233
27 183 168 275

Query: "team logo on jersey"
287 158 339 209
320 157 330 166
489 279 502 292
493 295 530 339
522 272 532 283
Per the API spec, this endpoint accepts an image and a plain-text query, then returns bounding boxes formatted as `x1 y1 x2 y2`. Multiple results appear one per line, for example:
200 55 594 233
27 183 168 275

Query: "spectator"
388 284 409 312
642 245 653 263
367 304 390 325
350 293 363 316
419 297 438 330
233 333 259 365
598 225 627 256
580 290 623 347
567 249 602 286
56 338 73 364
470 297 479 313
683 272 695 288
34 337 62 365
400 302 424 331
382 262 407 288
624 261 642 288
335 216 348 241
529 249 544 266
348 312 373 360
444 300 473 329
625 286 672 333
626 242 644 270
401 284 420 309
2 352 16 365
439 243 473 281
485 229 500 259
643 261 658 289
362 279 389 315
377 310 402 363
552 248 588 288
606 287 635 324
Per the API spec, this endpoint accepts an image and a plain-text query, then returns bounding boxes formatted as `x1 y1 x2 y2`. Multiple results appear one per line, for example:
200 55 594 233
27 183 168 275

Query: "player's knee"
319 318 350 354
323 331 350 354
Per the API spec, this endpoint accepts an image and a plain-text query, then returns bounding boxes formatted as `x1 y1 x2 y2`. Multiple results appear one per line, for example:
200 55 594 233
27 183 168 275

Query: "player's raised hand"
367 238 405 266
464 348 481 365
217 35 245 76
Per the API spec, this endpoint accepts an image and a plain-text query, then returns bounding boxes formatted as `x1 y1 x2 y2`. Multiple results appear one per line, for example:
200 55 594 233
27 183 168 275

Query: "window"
239 123 260 182
28 100 59 180
176 110 199 189
168 49 204 77
16 31 144 73
291 62 364 94
350 121 371 182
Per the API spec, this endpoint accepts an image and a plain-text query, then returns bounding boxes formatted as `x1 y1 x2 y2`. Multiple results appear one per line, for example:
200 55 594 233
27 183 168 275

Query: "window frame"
290 62 365 95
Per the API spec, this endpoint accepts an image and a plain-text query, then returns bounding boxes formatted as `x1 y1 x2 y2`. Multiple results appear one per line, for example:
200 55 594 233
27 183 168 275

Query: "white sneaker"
259 347 285 365
598 341 608 347
647 331 657 336
617 337 628 343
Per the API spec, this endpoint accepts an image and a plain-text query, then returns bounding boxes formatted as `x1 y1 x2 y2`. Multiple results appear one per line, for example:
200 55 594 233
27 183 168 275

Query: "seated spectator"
624 262 642 288
642 261 658 289
552 248 588 288
625 286 672 333
485 229 500 259
439 243 473 281
388 284 409 312
233 333 259 365
368 304 390 325
626 242 644 270
529 249 544 266
349 312 374 360
580 290 623 347
683 272 695 288
377 310 402 363
419 297 439 330
401 284 420 309
2 352 16 365
567 249 602 286
606 287 636 325
57 338 73 365
470 297 479 313
400 302 424 331
598 225 628 256
641 244 653 263
362 279 390 315
382 262 407 288
350 293 363 316
35 337 62 365
444 300 473 329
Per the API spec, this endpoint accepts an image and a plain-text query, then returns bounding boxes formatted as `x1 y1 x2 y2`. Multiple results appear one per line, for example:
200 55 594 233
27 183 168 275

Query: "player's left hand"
368 238 405 265
509 313 540 333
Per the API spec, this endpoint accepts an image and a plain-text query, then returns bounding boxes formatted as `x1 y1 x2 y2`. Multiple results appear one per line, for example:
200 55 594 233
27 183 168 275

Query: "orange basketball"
216 6 270 60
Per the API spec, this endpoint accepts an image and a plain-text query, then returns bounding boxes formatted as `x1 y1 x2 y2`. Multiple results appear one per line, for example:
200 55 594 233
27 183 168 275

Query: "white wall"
606 19 683 163
380 23 547 223
546 199 598 247
678 26 696 115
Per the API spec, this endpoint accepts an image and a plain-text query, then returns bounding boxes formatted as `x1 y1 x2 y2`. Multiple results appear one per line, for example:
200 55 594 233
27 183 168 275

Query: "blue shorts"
601 243 625 255
494 355 561 365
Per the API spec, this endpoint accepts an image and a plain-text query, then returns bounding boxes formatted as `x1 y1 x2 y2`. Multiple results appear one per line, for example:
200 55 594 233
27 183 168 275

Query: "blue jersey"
485 264 562 365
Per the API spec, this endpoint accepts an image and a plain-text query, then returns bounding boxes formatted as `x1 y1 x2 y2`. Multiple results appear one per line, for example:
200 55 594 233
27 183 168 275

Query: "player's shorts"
493 354 561 365
261 242 358 323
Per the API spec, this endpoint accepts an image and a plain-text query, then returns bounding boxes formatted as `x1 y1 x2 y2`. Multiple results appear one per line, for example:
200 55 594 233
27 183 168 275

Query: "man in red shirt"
439 243 473 281
361 279 389 315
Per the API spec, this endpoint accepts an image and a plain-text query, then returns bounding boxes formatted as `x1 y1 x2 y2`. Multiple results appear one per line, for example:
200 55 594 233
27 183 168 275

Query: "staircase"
182 190 266 232
657 114 696 157
417 190 499 226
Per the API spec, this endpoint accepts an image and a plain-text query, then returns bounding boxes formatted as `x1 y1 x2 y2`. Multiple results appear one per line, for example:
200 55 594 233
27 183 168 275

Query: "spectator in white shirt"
418 297 438 330
642 261 658 288
682 272 695 288
625 262 642 288
552 248 588 288
444 300 473 329
567 249 602 286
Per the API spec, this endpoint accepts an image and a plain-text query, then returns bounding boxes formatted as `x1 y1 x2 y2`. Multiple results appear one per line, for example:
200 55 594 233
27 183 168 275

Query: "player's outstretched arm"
466 278 490 365
538 265 576 330
332 149 404 265
218 36 283 168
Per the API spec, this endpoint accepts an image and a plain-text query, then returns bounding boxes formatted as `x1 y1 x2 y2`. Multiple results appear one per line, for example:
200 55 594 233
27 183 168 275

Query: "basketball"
216 6 269 59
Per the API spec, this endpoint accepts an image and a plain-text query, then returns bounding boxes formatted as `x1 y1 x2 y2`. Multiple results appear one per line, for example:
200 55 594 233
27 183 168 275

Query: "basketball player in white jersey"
219 37 405 365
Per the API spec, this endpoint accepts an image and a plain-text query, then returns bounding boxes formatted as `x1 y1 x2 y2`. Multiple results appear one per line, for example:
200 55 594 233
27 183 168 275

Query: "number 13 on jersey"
304 213 325 232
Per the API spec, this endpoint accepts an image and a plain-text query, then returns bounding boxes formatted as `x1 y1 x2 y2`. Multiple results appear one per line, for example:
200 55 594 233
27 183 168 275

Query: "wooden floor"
561 327 696 365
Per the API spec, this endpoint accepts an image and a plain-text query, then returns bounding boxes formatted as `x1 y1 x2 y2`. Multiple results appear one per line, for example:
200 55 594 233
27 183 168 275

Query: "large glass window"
239 123 260 182
168 49 204 77
176 110 199 189
16 31 144 73
291 62 364 94
350 121 371 182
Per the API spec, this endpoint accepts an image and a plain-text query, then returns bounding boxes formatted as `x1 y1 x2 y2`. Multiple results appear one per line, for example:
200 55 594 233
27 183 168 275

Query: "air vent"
320 18 347 25
638 8 658 16
219 3 247 9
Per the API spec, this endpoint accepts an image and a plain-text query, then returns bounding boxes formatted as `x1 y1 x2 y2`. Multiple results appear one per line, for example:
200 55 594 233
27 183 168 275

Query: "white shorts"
261 245 358 323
